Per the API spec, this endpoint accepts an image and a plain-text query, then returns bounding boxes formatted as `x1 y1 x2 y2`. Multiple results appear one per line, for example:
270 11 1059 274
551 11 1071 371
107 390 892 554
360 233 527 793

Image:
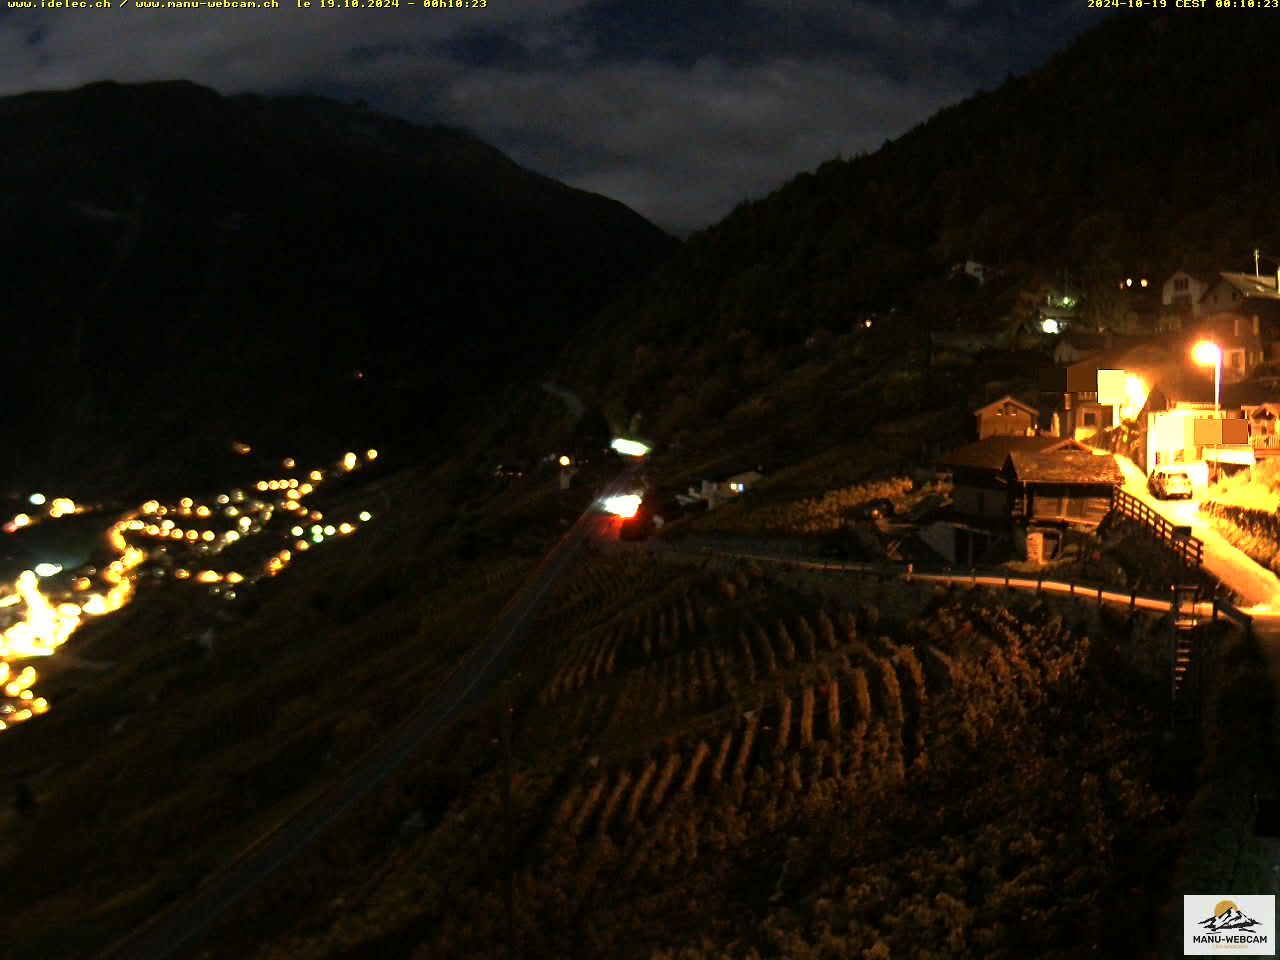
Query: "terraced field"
247 549 1184 960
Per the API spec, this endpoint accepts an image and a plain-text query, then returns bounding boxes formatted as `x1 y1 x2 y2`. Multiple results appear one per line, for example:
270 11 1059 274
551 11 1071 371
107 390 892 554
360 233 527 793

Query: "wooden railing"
661 542 1255 636
1211 596 1254 631
1111 487 1204 567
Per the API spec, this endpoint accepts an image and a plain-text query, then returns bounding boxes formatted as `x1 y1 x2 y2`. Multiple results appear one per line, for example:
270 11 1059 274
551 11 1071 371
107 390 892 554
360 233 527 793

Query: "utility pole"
502 696 516 960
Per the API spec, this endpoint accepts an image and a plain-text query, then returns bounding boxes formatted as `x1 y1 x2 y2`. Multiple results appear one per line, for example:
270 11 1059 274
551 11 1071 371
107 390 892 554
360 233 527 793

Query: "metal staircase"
1170 584 1202 734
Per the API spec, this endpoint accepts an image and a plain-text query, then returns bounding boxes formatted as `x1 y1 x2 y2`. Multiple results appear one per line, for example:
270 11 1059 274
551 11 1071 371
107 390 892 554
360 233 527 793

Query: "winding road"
1112 454 1280 613
98 470 636 960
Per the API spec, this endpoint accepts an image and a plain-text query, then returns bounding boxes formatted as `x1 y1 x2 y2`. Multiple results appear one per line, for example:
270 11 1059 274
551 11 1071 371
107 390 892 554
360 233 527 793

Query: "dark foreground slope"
223 555 1187 959
0 80 674 494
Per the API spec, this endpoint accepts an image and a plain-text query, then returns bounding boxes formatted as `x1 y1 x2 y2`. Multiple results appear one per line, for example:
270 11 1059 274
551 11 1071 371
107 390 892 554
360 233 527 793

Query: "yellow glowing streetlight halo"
1191 339 1221 367
1191 339 1223 413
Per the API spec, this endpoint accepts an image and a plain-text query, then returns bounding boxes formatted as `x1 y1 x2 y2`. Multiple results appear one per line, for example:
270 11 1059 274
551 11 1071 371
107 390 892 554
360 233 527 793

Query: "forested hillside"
558 12 1280 438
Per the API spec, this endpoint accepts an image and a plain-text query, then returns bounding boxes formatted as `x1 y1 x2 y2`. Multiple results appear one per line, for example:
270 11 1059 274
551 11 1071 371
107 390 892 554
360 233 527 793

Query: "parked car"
1148 468 1193 500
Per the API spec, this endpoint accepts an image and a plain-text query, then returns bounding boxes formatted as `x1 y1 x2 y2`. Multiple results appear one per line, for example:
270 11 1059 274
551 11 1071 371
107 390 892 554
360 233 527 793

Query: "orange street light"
1192 340 1222 412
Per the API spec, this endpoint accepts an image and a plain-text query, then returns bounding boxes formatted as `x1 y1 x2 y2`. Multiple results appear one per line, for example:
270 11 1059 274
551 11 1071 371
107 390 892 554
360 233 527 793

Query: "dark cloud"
0 0 1097 233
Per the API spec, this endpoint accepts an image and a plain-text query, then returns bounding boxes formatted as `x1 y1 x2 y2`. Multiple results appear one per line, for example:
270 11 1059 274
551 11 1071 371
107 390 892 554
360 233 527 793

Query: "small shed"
936 435 1064 520
1002 442 1121 528
973 395 1038 439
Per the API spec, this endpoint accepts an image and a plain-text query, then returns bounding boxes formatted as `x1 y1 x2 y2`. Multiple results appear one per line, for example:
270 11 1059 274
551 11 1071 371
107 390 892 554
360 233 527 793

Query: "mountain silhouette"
1200 907 1262 932
0 80 675 492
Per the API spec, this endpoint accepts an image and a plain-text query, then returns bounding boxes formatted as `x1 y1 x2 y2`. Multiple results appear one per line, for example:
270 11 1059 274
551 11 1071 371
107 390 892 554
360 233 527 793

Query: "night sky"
0 0 1101 233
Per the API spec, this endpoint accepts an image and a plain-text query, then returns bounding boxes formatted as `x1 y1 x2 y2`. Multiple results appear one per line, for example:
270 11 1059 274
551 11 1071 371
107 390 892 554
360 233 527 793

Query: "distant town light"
28 494 45 506
1126 278 1133 287
48 498 76 518
558 455 572 467
358 511 372 522
1041 318 1061 335
1140 278 1149 288
864 319 873 328
610 438 651 458
32 563 62 579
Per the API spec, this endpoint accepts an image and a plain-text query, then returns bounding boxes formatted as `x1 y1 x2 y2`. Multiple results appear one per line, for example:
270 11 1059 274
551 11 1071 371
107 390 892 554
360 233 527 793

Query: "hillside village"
662 264 1280 575
760 262 1280 570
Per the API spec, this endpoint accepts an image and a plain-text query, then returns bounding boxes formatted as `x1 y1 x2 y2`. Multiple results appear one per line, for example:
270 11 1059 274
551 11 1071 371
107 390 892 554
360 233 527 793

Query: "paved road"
1113 454 1280 611
99 472 635 960
540 382 585 421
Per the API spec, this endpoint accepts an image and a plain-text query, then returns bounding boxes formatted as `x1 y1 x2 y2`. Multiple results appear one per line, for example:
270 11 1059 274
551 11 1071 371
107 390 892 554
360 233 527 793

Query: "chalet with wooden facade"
938 437 1119 524
936 435 1063 521
1162 270 1209 320
934 436 1122 562
1039 360 1114 438
1002 441 1121 529
974 395 1037 439
1199 271 1280 317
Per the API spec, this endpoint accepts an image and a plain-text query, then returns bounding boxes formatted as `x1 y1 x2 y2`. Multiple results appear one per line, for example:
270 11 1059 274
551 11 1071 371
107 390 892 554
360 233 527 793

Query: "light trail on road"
99 465 639 960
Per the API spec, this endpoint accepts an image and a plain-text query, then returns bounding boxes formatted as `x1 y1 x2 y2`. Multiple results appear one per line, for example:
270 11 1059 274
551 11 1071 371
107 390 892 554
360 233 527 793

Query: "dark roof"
1146 369 1218 409
1224 379 1280 407
1054 332 1108 354
936 434 1063 471
1216 272 1280 302
1005 448 1123 485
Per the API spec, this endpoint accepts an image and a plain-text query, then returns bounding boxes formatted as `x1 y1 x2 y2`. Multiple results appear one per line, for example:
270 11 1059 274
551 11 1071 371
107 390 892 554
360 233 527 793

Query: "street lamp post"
1192 340 1222 414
